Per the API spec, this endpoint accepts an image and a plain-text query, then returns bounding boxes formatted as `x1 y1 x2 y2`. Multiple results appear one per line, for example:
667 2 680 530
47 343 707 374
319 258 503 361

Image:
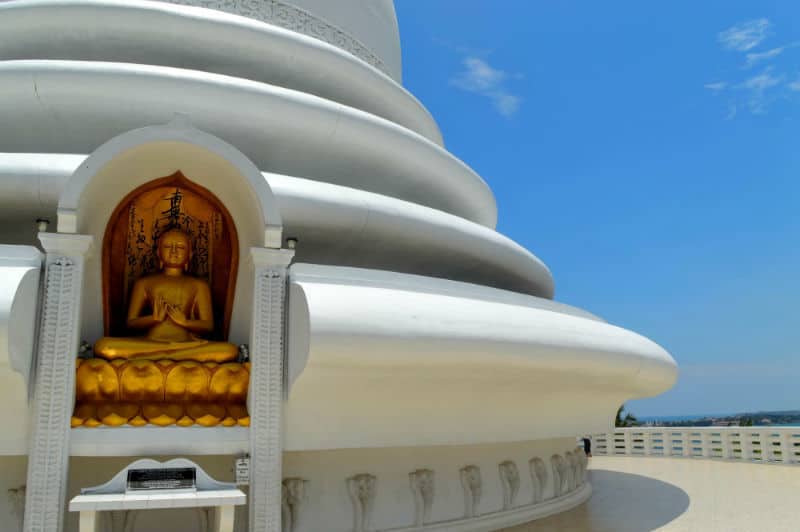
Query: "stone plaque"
126 467 197 492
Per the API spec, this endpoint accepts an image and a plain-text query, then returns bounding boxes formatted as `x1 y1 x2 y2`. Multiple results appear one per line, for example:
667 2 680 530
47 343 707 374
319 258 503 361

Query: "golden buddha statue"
73 180 250 428
94 229 238 363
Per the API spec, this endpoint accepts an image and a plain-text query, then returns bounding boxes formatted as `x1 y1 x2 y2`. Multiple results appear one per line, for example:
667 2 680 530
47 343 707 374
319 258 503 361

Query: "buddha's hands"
152 296 168 322
166 306 189 327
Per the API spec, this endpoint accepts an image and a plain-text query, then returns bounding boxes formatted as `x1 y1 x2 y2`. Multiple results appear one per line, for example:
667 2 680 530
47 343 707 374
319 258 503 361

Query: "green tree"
615 405 639 427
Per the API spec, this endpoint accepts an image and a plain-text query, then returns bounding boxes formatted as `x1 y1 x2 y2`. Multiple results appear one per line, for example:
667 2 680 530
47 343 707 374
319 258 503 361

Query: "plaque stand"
69 459 245 532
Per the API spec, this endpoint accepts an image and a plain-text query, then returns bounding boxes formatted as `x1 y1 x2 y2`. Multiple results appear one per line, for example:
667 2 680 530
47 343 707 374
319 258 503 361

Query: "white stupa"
0 1 677 531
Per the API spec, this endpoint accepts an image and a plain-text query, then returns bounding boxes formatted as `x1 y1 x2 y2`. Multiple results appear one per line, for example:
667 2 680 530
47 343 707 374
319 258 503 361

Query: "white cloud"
704 82 728 91
739 68 783 91
744 46 784 68
450 57 522 117
737 67 783 113
789 78 800 91
718 18 771 51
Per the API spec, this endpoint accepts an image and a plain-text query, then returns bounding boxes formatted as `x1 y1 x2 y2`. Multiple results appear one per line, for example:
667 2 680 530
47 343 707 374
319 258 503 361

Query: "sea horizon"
639 411 800 423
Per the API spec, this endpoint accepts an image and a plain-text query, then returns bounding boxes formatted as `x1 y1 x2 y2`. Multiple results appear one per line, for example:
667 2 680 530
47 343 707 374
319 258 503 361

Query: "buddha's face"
158 230 190 268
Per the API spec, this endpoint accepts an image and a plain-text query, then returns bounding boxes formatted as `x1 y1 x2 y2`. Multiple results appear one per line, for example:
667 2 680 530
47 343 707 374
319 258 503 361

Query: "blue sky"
395 1 800 417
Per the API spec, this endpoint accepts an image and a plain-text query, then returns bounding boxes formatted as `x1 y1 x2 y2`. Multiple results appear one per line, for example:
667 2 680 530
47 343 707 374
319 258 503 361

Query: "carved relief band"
167 0 388 75
347 474 377 532
498 460 520 511
409 469 434 527
281 478 309 532
528 457 548 504
459 465 481 519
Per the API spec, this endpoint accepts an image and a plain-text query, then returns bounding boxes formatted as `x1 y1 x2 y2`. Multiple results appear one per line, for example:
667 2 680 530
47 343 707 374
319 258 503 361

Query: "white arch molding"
56 117 284 345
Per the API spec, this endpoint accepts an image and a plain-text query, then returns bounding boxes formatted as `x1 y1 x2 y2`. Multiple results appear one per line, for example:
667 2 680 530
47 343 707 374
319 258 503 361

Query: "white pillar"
622 430 632 455
739 431 751 461
215 506 236 532
247 248 294 532
779 431 792 464
24 233 93 532
700 431 710 458
681 431 691 458
759 431 770 462
719 430 731 460
77 511 98 532
642 430 652 456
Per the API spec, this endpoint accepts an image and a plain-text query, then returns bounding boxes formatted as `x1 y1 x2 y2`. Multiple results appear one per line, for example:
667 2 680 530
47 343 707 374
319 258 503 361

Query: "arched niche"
102 172 239 340
57 119 283 346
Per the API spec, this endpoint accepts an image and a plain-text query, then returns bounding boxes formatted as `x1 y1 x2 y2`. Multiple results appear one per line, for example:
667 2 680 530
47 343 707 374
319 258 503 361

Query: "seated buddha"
94 229 238 363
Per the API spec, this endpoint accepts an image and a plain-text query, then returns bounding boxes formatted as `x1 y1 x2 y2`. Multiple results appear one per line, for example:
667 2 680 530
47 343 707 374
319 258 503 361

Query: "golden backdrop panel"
102 172 239 340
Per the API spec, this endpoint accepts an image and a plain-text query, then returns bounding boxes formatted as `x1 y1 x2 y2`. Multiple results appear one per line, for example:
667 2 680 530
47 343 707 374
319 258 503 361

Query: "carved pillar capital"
38 232 94 260
249 247 295 270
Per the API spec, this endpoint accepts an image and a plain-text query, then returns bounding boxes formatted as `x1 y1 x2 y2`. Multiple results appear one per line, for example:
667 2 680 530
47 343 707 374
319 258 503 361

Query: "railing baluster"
779 433 791 464
587 427 799 466
681 430 691 458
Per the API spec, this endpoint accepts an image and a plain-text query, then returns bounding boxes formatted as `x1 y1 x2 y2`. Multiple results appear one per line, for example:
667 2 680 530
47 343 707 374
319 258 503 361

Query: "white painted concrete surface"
0 60 494 226
502 456 800 531
0 0 436 142
0 153 554 298
286 264 677 450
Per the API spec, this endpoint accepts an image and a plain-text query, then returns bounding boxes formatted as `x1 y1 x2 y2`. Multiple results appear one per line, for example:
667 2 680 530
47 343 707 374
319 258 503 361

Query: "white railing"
593 427 800 465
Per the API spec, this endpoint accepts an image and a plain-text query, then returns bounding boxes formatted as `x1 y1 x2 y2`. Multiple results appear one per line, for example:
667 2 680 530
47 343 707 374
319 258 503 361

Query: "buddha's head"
157 229 191 270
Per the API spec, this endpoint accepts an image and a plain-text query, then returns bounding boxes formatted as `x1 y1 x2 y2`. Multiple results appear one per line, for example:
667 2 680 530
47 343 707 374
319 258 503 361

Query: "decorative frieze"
167 0 388 75
564 451 576 492
528 457 547 504
550 454 568 498
498 461 520 511
459 465 482 519
409 469 434 526
346 474 377 532
282 446 589 531
281 478 308 532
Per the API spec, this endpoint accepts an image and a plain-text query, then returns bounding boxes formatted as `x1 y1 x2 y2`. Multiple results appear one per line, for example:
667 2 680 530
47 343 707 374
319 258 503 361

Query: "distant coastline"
638 409 800 427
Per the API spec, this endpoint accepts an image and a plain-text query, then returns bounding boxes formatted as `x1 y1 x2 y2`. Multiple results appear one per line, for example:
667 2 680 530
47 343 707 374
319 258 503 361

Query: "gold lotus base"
72 358 250 428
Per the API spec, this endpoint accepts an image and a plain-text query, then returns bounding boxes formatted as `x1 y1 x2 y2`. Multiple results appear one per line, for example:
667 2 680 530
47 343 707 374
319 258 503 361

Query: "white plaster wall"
0 456 28 532
0 246 42 455
0 372 28 454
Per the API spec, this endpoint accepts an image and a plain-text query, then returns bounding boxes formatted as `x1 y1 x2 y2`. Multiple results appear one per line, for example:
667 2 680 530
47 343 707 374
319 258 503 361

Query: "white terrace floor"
503 456 800 532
